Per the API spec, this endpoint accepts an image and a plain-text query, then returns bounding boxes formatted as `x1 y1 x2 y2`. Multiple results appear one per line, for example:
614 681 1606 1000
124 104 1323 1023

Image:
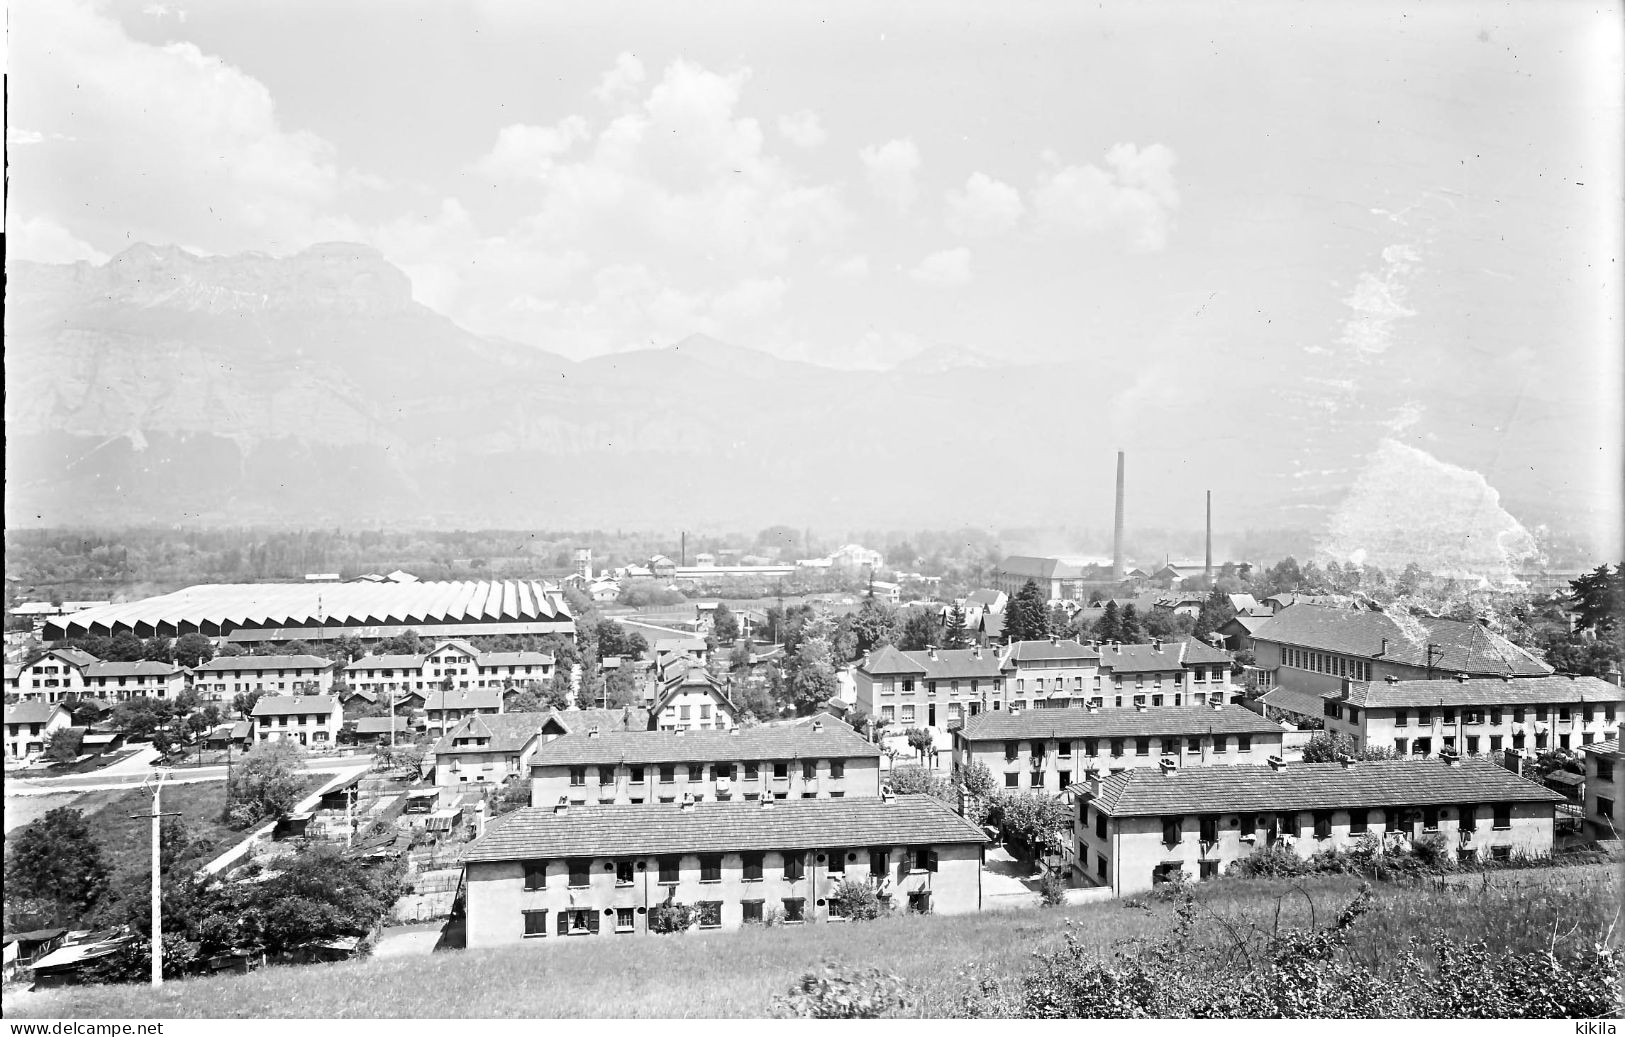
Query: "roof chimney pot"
587 725 600 738
812 719 823 732
680 793 696 811
1159 755 1178 775
1267 755 1287 772
555 796 570 814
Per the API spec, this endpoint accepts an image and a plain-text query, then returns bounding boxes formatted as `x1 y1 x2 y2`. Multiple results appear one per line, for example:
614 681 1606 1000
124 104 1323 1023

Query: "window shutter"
556 911 568 936
588 912 601 934
925 848 939 873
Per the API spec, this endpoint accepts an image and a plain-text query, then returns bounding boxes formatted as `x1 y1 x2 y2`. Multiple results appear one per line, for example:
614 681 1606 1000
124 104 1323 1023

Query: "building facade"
1071 755 1563 895
952 704 1288 795
853 645 1004 729
12 649 97 703
192 655 338 699
1582 738 1621 842
649 668 738 732
1317 675 1622 757
4 703 73 760
530 721 883 807
81 661 186 701
424 687 505 734
461 794 988 947
249 694 343 746
433 713 559 806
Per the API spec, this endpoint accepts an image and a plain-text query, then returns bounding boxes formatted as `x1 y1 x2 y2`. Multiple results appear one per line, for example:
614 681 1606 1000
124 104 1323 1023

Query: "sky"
6 0 1623 552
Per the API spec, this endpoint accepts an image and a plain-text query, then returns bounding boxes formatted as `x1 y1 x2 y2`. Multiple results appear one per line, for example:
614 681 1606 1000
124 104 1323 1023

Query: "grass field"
8 866 1618 1018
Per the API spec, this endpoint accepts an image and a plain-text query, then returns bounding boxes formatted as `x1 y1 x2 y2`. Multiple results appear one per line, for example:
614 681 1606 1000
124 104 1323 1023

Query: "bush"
1038 870 1068 908
647 899 698 934
773 960 913 1018
1227 843 1310 879
828 877 891 922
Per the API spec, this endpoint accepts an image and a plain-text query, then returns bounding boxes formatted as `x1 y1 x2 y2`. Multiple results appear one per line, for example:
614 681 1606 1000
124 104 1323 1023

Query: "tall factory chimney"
681 530 687 567
1112 451 1126 581
1205 490 1213 581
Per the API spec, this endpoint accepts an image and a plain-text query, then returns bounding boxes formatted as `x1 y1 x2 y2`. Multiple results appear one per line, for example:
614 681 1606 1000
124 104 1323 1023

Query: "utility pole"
129 770 179 989
345 785 357 849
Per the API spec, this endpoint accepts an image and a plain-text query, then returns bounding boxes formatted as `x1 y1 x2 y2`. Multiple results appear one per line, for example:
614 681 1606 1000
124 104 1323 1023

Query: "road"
3 757 370 795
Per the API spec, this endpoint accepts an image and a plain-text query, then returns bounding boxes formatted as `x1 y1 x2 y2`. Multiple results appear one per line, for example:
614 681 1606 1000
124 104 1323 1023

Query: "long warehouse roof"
44 580 572 636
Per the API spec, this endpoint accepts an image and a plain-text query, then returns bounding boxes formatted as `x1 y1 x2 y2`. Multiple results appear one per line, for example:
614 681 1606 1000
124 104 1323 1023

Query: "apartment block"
12 649 97 703
249 694 343 746
1582 738 1622 842
4 702 73 760
1318 674 1622 758
1072 755 1563 895
530 720 882 807
81 661 186 701
853 644 1004 729
433 713 560 806
461 793 989 947
192 654 338 699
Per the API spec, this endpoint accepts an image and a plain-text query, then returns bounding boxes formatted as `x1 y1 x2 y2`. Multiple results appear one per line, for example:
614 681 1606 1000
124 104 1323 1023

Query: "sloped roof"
1080 758 1566 817
4 702 68 725
1004 639 1101 663
250 694 340 717
547 707 653 735
531 724 881 768
1179 638 1233 665
476 651 555 667
432 712 555 753
858 644 929 677
347 653 430 670
424 687 504 712
1228 594 1261 612
966 589 1006 609
1583 737 1620 760
1096 643 1189 674
464 795 987 862
355 716 414 736
956 704 1282 742
1249 604 1553 677
83 660 183 678
194 655 334 672
1219 614 1274 635
1334 674 1623 709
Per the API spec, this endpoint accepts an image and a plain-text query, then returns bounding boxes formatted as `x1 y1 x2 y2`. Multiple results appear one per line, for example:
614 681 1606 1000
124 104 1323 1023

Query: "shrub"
1227 843 1310 878
772 960 913 1018
647 899 698 934
1038 870 1068 908
829 877 891 922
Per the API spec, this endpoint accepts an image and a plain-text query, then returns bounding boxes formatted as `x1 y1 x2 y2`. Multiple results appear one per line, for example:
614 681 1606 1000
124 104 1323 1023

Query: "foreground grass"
9 867 1619 1019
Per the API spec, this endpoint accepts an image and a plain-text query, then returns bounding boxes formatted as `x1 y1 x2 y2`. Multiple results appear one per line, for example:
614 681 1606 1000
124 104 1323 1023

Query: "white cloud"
1338 242 1421 356
593 52 645 103
473 116 590 180
1032 142 1180 252
860 138 920 213
7 214 109 264
945 172 1024 237
910 247 972 286
830 254 870 279
777 110 827 149
712 277 789 324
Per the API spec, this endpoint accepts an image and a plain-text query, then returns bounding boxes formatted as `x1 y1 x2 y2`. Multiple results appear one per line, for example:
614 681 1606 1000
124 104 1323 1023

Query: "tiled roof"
531 724 882 768
981 613 1005 637
1179 638 1233 665
548 707 653 735
464 795 988 862
194 655 334 672
1583 737 1620 760
4 702 67 725
1249 604 1552 677
355 716 414 736
432 712 555 753
424 688 504 712
1263 593 1355 609
1096 643 1188 674
83 661 183 677
1334 675 1623 709
956 704 1283 742
1219 614 1273 634
1004 639 1101 663
1080 758 1566 817
250 695 339 717
966 589 1005 608
998 556 1075 580
476 652 555 667
346 653 428 670
1228 594 1261 612
858 644 929 676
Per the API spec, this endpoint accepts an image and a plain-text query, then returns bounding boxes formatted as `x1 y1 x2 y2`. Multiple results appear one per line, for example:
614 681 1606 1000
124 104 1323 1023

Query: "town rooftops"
432 712 555 753
1582 737 1620 761
355 716 415 737
4 701 66 725
965 589 1005 609
859 645 1001 679
475 651 555 667
1095 642 1192 673
83 660 184 678
1076 757 1566 818
424 687 504 712
33 648 97 669
464 794 988 862
957 704 1283 741
194 654 335 672
531 724 881 769
1004 639 1101 663
250 694 339 718
347 653 429 670
547 706 653 735
1219 614 1275 635
1178 638 1233 665
1249 604 1552 677
1331 674 1624 710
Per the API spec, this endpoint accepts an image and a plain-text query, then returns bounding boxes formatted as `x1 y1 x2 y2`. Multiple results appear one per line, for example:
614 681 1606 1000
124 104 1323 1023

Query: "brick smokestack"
1205 490 1213 582
1112 451 1126 582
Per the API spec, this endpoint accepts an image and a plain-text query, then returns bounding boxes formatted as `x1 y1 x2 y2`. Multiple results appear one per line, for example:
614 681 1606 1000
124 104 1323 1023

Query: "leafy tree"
377 630 424 656
111 696 176 741
904 726 934 760
1118 604 1146 644
4 807 110 926
991 792 1072 856
1144 608 1194 640
851 596 901 656
488 779 532 818
828 877 892 921
887 764 953 802
175 686 201 713
225 740 308 827
783 615 842 715
1095 600 1122 643
733 681 778 723
172 633 216 668
897 609 943 652
1004 580 1052 643
729 640 753 673
711 603 741 646
604 665 642 708
1300 731 1399 763
1568 563 1624 636
648 897 699 934
943 604 971 649
1192 586 1237 642
104 630 147 662
141 636 174 662
232 689 264 718
43 726 86 764
595 619 649 661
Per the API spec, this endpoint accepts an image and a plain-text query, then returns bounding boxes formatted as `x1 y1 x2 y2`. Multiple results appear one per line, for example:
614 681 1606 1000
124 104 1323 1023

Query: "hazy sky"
7 0 1622 549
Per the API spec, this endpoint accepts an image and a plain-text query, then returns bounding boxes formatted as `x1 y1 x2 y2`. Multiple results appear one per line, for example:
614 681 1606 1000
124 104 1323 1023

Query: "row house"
4 702 73 760
11 649 98 702
852 645 1004 729
1071 754 1563 895
1582 738 1621 842
82 660 186 701
249 694 343 746
1248 603 1551 717
1002 639 1103 711
424 687 504 735
1084 640 1238 711
1318 674 1622 758
191 654 337 699
529 719 883 807
433 713 561 806
952 704 1288 796
343 640 555 698
461 792 989 946
650 666 738 732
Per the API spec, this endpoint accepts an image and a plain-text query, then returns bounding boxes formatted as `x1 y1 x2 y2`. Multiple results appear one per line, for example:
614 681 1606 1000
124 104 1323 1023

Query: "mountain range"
2 242 1598 570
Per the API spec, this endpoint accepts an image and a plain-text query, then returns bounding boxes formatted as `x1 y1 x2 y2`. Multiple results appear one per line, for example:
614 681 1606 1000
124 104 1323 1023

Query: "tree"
783 615 841 715
175 686 201 713
850 597 901 656
648 897 699 934
1569 564 1624 636
1192 586 1237 642
943 604 971 649
172 633 216 668
953 760 998 800
225 740 308 827
104 630 146 661
897 609 942 652
604 665 642 708
43 726 85 764
992 792 1072 857
1095 600 1122 643
886 764 953 802
733 681 778 723
378 630 424 656
904 726 934 761
828 877 892 921
595 620 649 662
232 689 264 718
111 696 175 741
1004 580 1052 643
1118 604 1146 644
711 603 741 646
1300 731 1399 763
4 807 110 926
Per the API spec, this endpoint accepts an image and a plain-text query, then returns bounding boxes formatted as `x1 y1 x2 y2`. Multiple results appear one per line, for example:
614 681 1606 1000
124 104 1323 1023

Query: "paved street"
4 757 369 795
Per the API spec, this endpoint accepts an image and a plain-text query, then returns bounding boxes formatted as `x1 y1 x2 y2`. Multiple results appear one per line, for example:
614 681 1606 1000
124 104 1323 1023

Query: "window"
1199 815 1219 843
1313 812 1332 839
869 848 890 874
616 907 635 932
1394 710 1408 728
743 853 763 881
1349 809 1368 834
629 766 646 784
1058 769 1071 788
1422 807 1440 832
1110 737 1127 757
1237 735 1252 754
773 761 789 780
700 855 722 882
659 764 676 783
1466 736 1480 755
742 900 764 924
1489 708 1503 725
1490 846 1512 862
1443 709 1456 724
1598 759 1616 782
782 898 806 923
1419 710 1432 727
900 705 916 723
1004 771 1019 789
1598 797 1615 819
1214 736 1229 753
827 849 847 874
1187 736 1201 753
881 706 895 722
687 763 704 781
1084 738 1099 757
1490 735 1503 752
912 847 938 872
1058 740 1072 758
1513 707 1526 723
523 860 548 890
1096 856 1108 880
616 860 635 885
830 760 845 779
697 901 722 928
1559 707 1572 722
802 761 817 781
658 856 680 883
1135 738 1150 757
783 852 805 881
523 909 548 937
1536 707 1549 721
1492 804 1512 830
1199 860 1220 881
1458 805 1477 832
679 705 691 721
1162 816 1183 846
1004 741 1019 762
1238 812 1257 837
597 765 615 785
1094 811 1107 840
568 860 591 887
745 762 759 780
